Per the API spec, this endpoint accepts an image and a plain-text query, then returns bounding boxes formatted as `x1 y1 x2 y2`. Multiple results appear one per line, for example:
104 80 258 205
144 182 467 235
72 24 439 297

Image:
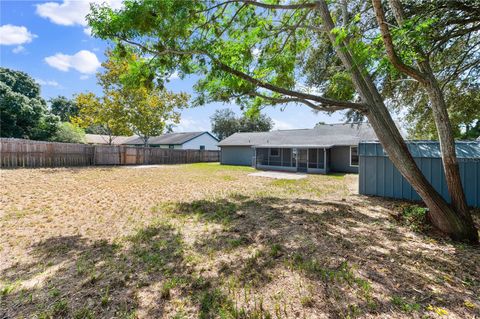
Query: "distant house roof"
360 140 480 159
85 134 133 145
125 131 218 145
217 123 377 147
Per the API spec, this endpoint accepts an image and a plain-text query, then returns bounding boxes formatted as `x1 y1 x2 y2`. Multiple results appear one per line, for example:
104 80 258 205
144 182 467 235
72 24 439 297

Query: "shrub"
51 122 85 143
401 205 429 232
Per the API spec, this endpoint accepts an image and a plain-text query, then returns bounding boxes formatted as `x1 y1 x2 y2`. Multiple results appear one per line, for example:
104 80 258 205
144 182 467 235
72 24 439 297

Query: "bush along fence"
0 138 220 168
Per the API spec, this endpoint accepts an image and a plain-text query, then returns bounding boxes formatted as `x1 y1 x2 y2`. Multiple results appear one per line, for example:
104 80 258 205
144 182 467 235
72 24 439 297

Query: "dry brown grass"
0 163 479 319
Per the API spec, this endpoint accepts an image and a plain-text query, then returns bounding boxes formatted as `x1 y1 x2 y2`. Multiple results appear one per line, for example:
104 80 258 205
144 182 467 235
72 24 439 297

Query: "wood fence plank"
0 138 219 168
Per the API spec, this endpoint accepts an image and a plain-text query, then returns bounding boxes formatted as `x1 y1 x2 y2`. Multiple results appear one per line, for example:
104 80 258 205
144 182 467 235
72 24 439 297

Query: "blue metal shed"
359 141 480 208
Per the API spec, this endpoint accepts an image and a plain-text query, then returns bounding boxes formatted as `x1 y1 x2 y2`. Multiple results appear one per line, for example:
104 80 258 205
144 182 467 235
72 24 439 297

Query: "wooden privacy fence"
0 138 220 168
0 138 94 167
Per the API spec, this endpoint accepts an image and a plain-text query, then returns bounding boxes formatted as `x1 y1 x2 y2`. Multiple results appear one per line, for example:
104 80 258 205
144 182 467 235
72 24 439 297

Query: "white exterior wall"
182 133 219 150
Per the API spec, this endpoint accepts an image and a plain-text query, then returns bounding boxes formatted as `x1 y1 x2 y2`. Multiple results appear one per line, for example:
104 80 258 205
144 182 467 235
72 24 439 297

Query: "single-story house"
85 134 132 145
124 132 219 150
218 123 376 174
86 131 219 150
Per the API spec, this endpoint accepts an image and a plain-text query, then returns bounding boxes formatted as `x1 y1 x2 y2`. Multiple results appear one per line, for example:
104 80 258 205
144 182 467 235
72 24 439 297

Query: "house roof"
217 123 377 147
85 134 133 145
359 140 480 158
125 131 218 145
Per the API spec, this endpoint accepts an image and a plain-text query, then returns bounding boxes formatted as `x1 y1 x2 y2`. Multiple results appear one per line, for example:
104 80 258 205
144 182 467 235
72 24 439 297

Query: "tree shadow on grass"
1 194 479 318
163 195 480 317
1 224 188 318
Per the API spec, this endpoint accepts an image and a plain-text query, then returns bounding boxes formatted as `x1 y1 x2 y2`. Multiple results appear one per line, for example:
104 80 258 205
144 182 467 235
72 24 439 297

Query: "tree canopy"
87 1 479 118
0 67 59 140
211 108 273 140
49 96 79 122
73 91 133 144
73 52 189 145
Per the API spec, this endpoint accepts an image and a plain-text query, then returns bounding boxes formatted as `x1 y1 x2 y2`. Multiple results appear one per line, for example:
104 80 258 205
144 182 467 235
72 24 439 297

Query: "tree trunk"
422 72 472 220
383 0 477 238
317 0 478 243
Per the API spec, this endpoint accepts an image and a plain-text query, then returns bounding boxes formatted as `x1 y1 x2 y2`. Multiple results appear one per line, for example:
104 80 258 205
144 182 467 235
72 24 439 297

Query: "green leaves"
74 51 190 143
324 72 355 101
87 0 317 112
0 67 59 140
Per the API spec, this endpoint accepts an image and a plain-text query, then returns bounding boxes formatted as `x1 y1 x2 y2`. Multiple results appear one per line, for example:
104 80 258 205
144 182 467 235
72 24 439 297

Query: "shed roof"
125 131 218 145
218 123 376 147
359 141 480 158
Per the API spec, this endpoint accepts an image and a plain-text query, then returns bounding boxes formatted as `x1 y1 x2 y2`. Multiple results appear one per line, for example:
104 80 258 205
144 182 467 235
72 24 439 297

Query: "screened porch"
254 147 330 174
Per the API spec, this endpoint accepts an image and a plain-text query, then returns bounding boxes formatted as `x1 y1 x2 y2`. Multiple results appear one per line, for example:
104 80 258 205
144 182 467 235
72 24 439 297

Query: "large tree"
49 96 79 122
74 53 189 146
211 108 273 140
99 53 189 146
125 86 189 146
371 0 478 237
211 109 239 140
88 0 478 242
72 91 132 145
0 67 59 140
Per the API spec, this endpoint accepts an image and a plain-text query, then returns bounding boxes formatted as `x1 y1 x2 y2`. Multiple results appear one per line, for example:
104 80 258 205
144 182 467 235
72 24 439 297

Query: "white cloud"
174 117 209 132
36 0 123 34
79 75 89 80
83 27 92 36
45 50 101 74
12 45 26 54
35 78 59 87
168 71 179 80
272 118 296 130
0 24 36 45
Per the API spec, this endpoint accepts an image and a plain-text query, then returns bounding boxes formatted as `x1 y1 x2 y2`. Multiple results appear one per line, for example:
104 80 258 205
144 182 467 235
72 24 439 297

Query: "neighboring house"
124 132 219 150
218 123 376 174
85 134 132 145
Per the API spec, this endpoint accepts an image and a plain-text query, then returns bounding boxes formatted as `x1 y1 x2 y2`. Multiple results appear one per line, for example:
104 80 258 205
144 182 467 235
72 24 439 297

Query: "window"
169 145 175 149
269 148 280 157
350 146 359 167
199 145 205 150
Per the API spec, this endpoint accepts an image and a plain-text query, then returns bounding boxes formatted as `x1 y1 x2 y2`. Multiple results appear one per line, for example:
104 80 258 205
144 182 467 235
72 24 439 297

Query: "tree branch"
117 37 368 112
212 57 367 111
246 91 351 112
211 0 317 11
371 0 427 84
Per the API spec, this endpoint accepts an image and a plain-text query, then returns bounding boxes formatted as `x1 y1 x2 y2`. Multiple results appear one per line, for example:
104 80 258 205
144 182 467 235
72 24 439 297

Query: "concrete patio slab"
248 171 307 180
124 165 168 169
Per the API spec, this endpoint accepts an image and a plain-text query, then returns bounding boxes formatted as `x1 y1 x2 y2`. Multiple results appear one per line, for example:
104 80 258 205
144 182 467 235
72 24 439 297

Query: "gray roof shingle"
218 123 377 147
125 132 217 145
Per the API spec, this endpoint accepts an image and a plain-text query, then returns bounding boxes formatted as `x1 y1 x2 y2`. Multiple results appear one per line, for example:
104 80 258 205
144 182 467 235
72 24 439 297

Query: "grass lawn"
0 163 479 318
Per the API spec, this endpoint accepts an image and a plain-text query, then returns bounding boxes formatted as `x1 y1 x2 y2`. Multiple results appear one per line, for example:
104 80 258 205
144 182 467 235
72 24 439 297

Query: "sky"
0 0 347 133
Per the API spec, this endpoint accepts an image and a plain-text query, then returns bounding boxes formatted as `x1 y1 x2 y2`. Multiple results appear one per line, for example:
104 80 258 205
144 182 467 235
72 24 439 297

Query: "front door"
297 148 308 172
